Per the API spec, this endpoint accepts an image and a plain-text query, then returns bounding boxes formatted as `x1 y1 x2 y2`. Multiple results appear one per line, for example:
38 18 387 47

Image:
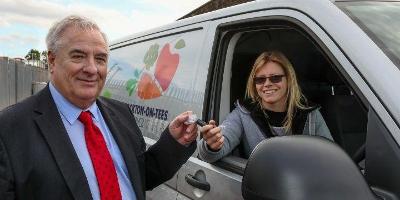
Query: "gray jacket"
198 102 333 163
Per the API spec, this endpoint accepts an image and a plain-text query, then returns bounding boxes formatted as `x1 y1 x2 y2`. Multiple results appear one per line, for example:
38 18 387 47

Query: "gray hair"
46 15 108 53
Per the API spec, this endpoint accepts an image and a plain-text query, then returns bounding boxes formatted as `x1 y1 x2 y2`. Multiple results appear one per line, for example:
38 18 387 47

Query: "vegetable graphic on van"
129 39 185 99
154 43 180 91
143 44 159 70
125 68 141 97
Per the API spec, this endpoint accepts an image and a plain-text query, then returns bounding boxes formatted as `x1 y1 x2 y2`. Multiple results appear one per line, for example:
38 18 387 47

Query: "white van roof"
109 0 337 47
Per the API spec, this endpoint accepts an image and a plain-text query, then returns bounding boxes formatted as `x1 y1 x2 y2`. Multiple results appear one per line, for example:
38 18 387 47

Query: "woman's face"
254 61 288 112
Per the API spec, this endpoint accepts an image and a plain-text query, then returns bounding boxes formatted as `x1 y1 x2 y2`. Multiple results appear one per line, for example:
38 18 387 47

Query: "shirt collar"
49 82 100 125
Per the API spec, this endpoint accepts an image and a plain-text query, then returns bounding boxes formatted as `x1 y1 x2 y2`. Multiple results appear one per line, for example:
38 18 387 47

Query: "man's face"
48 26 108 109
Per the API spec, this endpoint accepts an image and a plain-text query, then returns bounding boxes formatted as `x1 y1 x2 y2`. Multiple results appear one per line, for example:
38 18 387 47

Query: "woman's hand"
200 120 224 151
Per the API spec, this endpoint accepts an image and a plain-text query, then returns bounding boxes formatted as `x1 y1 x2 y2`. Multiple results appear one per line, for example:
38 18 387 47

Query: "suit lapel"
97 99 145 200
34 86 92 200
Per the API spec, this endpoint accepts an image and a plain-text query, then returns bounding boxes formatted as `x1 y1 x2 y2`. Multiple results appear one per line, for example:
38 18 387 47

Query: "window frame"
206 15 370 174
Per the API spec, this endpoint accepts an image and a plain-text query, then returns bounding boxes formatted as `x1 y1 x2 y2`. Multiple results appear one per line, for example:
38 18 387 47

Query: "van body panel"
106 23 209 140
176 157 242 200
106 0 400 199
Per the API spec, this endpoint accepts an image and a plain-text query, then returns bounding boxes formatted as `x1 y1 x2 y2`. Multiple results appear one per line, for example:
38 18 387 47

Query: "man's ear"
48 51 55 73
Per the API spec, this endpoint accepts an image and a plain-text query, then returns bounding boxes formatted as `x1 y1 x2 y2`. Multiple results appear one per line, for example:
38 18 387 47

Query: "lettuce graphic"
125 68 141 96
143 44 159 70
126 79 137 96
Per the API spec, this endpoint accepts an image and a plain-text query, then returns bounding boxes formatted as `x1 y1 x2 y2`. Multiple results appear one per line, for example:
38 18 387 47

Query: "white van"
103 0 400 199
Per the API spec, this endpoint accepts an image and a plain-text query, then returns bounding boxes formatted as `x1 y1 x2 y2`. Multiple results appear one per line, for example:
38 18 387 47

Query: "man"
0 15 198 200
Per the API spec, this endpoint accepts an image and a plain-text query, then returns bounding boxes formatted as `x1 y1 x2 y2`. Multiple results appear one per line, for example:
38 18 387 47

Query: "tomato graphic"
136 72 162 99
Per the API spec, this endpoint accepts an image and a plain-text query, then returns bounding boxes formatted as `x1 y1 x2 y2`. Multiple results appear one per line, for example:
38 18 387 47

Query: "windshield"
337 1 400 68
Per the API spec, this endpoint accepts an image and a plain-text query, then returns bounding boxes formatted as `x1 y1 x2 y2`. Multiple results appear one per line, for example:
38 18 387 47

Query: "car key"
195 119 207 127
185 114 208 127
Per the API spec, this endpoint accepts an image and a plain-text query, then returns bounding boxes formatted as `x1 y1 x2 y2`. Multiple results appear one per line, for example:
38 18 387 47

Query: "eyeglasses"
254 75 285 85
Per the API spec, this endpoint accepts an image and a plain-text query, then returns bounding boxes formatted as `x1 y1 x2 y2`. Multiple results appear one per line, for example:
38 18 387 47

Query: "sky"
0 0 209 58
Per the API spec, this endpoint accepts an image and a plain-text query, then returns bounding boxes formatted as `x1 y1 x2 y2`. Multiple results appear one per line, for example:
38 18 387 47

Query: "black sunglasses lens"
254 77 267 84
254 75 284 84
269 75 283 83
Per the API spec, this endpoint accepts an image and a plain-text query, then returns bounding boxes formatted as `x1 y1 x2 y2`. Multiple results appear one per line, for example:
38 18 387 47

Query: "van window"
210 20 368 166
337 1 400 69
105 29 206 140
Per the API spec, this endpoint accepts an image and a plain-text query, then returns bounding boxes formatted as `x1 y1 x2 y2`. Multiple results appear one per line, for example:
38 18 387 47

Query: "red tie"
79 111 122 200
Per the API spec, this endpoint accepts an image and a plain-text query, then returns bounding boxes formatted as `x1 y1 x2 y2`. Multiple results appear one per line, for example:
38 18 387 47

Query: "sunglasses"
254 75 285 85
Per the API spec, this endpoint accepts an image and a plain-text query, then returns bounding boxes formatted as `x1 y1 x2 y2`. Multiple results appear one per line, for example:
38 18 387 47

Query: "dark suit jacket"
0 85 195 200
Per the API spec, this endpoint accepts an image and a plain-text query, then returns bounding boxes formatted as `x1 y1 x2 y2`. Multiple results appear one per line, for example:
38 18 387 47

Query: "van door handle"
185 174 210 191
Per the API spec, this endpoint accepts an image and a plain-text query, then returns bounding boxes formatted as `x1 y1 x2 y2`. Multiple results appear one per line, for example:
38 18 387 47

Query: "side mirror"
242 135 376 200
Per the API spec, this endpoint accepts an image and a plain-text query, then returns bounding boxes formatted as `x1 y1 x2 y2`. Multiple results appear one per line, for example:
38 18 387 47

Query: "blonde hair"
245 51 308 132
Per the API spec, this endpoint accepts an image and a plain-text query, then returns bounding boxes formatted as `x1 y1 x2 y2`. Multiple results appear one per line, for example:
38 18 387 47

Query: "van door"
176 4 400 200
104 22 211 200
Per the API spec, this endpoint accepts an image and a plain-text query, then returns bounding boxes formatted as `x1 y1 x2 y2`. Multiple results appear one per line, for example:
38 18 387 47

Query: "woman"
198 51 333 163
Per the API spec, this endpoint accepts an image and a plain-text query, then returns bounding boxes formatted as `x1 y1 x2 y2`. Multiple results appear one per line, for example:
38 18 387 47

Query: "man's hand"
169 111 198 146
200 120 224 151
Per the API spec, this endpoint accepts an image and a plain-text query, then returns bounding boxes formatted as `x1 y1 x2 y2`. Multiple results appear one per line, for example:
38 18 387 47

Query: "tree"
41 50 48 68
25 49 41 60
